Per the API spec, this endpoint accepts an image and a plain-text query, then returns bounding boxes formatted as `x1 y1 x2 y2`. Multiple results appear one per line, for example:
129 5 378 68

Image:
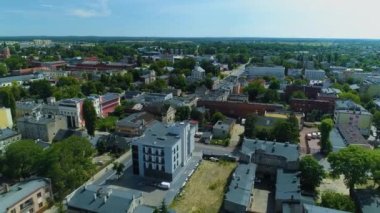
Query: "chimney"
103 196 107 204
4 184 10 193
93 193 97 200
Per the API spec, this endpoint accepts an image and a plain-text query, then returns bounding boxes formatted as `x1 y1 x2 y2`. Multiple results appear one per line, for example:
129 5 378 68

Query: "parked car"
158 182 170 190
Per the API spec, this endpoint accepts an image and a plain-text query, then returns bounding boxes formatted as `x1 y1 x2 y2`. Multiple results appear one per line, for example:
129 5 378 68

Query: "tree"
113 162 125 179
0 63 8 76
41 136 95 200
373 111 380 130
319 118 333 154
4 55 27 70
244 114 257 138
175 106 190 121
0 89 16 119
272 120 293 142
83 99 97 136
211 112 225 124
1 140 43 180
339 92 361 104
320 191 355 212
96 116 117 132
269 79 280 90
291 91 307 100
287 114 300 143
244 80 266 101
190 109 204 124
29 80 54 100
328 146 372 195
56 76 79 87
262 89 279 103
299 156 325 191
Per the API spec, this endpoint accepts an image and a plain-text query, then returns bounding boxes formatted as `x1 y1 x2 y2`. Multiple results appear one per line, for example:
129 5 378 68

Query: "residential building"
144 103 176 124
0 73 43 88
140 70 156 84
67 184 147 213
17 113 67 143
301 204 349 213
0 108 13 129
131 121 196 181
224 163 256 213
16 101 42 119
116 112 155 137
0 129 21 155
244 66 285 80
284 85 322 100
336 125 371 148
241 139 300 174
304 69 326 81
100 93 121 117
0 178 53 213
0 46 11 59
275 169 301 212
212 118 236 139
190 65 205 81
290 99 335 114
334 100 372 136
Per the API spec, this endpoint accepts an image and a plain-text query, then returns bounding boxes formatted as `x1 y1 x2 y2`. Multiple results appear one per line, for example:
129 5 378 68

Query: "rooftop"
0 74 36 84
117 112 155 128
335 100 369 114
0 178 50 213
353 189 380 213
68 184 142 213
242 138 300 162
225 163 256 207
336 125 371 148
0 129 20 141
275 169 301 201
132 121 189 148
302 203 349 213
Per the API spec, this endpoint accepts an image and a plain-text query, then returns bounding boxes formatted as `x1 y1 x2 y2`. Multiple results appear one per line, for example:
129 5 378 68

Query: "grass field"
171 160 236 213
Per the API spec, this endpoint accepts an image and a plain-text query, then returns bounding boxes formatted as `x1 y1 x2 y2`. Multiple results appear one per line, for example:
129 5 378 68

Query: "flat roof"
0 129 20 141
275 169 301 200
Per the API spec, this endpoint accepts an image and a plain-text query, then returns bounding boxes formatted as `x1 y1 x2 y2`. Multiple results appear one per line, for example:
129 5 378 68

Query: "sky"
1 0 380 38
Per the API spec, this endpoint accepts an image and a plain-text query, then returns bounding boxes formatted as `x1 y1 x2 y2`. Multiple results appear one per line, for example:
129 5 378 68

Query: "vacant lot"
171 161 236 213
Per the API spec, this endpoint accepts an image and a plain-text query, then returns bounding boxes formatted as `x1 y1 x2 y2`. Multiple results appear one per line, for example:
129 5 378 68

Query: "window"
37 192 42 198
39 202 43 208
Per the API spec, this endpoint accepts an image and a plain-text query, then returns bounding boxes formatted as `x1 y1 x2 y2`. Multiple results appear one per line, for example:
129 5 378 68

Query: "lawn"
171 160 237 213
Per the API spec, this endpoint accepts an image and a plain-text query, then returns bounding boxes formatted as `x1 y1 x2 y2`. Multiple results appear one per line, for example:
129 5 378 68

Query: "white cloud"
69 0 110 18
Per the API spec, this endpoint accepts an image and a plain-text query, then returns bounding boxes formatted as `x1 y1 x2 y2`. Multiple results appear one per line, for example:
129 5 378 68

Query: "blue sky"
1 0 380 38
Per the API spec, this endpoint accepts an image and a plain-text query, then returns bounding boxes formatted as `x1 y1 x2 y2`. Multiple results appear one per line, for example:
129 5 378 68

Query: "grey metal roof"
117 112 155 128
0 129 20 141
302 204 349 213
224 163 256 207
245 66 285 79
242 138 300 162
0 74 35 84
329 128 347 152
335 100 368 112
0 178 50 213
133 205 155 213
275 169 301 201
213 118 235 130
354 189 380 213
305 69 326 80
68 184 142 213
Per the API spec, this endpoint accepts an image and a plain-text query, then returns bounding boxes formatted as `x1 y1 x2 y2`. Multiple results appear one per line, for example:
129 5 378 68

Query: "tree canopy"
300 156 325 192
319 118 333 154
83 99 97 136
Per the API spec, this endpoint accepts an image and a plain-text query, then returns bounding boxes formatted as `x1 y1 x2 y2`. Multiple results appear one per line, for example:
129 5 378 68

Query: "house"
0 108 13 129
224 163 256 213
241 139 300 174
212 118 236 139
334 100 372 136
16 101 42 119
0 178 53 213
67 184 148 213
131 121 196 181
144 103 176 124
189 65 205 81
140 70 156 84
0 129 21 155
275 169 301 212
58 98 84 129
115 112 155 137
17 112 67 143
336 125 371 148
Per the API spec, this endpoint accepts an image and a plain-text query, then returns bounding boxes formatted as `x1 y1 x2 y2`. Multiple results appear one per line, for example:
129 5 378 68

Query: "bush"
319 191 355 212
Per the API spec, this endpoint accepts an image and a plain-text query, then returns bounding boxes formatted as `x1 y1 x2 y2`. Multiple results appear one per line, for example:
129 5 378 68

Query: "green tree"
244 114 257 138
339 92 361 104
2 140 43 180
373 111 380 130
300 156 325 191
319 191 355 212
83 99 97 136
56 76 79 87
175 106 190 121
0 89 16 119
190 109 204 124
0 63 8 76
269 79 280 90
244 80 266 101
96 116 117 132
291 91 307 100
328 146 372 195
271 120 293 142
29 80 54 100
4 55 27 70
287 113 300 143
262 89 279 103
211 111 226 124
113 162 125 179
319 118 333 154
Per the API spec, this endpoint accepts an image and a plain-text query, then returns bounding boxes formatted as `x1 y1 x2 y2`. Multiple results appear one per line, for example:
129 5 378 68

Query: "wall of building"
0 108 13 129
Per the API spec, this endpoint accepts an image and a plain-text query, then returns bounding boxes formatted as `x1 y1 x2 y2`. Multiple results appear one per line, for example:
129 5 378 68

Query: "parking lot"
300 127 321 155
